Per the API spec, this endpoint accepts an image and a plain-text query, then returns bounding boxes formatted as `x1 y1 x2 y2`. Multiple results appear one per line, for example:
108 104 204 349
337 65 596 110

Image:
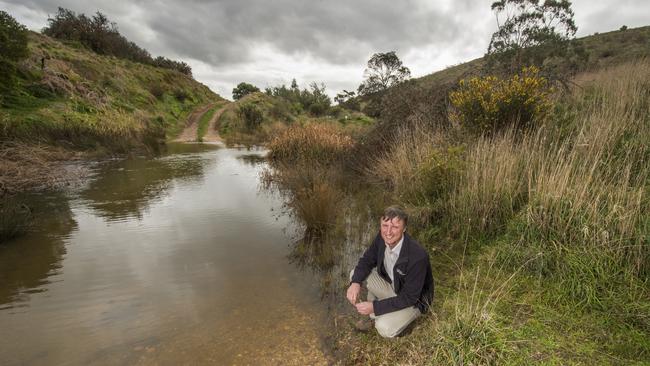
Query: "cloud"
1 0 648 98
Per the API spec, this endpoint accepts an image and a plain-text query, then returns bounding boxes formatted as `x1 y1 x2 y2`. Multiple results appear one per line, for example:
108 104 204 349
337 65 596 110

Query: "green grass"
1 31 223 151
269 57 650 364
196 106 217 141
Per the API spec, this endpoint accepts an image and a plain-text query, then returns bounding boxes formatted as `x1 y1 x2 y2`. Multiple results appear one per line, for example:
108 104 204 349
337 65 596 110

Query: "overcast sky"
2 1 649 99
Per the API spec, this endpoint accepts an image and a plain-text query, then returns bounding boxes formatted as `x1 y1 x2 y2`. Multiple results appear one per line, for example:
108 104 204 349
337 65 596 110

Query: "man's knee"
374 318 400 338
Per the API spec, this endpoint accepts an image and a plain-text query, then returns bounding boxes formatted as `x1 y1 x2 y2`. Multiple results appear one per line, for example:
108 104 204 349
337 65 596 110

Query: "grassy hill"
262 25 650 365
217 90 373 146
414 25 650 90
0 31 223 195
1 31 222 151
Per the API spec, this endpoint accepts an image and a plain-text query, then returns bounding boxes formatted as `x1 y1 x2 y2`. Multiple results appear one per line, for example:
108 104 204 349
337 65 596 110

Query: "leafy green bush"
149 83 166 100
450 66 553 134
413 146 464 203
265 80 331 116
0 11 29 101
42 7 192 76
232 82 259 100
237 103 263 131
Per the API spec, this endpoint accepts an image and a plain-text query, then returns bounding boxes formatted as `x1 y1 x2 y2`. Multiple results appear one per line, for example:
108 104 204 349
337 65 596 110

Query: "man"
346 206 434 338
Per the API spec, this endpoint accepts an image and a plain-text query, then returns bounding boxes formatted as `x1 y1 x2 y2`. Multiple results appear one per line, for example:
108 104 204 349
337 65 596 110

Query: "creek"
0 143 336 365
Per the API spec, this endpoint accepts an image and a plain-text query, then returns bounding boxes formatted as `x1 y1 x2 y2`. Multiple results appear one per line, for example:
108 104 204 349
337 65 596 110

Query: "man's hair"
381 206 408 226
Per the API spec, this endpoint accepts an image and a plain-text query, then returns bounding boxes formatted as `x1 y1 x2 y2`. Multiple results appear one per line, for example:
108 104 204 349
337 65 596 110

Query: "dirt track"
173 102 227 143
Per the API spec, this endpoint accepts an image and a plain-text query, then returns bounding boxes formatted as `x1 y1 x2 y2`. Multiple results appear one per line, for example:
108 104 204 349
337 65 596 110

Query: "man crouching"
346 206 434 338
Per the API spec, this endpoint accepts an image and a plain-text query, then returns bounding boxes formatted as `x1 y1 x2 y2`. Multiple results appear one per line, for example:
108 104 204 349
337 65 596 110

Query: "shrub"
149 83 166 100
369 124 462 208
265 80 331 116
173 89 190 102
449 66 553 135
237 103 263 131
42 7 192 76
267 124 353 164
232 82 259 100
0 11 29 100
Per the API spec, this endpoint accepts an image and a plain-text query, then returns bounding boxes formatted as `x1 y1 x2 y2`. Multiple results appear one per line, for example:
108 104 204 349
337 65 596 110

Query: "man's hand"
355 301 374 315
346 282 361 305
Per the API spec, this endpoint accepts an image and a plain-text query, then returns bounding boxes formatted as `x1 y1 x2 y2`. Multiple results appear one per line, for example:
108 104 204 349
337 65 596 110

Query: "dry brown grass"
0 142 81 194
367 124 444 193
267 123 354 164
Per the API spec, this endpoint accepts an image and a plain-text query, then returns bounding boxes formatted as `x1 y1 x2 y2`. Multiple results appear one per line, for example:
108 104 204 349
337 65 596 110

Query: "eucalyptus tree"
487 0 581 74
357 51 411 96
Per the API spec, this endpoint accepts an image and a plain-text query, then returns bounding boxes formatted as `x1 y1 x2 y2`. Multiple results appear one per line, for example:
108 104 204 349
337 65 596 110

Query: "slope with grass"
263 25 650 365
1 31 222 150
337 60 649 365
0 31 223 194
217 91 373 146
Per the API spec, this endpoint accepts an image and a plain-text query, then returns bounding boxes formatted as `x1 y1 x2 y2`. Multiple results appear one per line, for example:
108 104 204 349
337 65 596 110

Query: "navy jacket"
351 232 434 316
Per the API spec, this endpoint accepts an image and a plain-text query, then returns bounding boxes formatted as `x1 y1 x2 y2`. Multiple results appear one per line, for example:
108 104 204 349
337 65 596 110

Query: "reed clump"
267 123 354 164
367 122 464 208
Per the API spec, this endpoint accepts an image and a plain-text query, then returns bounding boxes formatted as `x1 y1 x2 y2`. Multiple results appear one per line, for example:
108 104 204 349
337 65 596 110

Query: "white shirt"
384 235 404 286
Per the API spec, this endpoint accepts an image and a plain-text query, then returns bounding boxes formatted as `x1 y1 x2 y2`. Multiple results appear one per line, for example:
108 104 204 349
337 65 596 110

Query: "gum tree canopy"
487 0 577 69
357 51 411 96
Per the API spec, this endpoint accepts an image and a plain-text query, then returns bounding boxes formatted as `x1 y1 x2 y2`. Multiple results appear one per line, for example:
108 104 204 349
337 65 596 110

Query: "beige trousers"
350 269 420 338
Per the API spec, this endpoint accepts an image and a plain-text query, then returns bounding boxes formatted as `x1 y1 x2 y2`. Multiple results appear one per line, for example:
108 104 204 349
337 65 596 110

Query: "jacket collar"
395 233 411 266
379 232 411 267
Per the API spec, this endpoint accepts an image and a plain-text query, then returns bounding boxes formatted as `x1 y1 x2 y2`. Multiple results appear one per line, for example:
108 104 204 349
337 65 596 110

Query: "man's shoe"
354 318 374 332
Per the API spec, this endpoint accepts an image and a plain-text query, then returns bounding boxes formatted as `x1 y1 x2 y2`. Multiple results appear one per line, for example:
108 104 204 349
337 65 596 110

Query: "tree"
357 51 411 96
43 7 192 77
232 82 260 100
0 11 29 99
237 103 263 131
334 90 355 104
487 0 578 72
334 89 360 111
302 82 331 116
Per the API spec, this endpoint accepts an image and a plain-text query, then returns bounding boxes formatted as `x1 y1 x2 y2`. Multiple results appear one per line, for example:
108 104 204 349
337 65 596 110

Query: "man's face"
380 216 405 247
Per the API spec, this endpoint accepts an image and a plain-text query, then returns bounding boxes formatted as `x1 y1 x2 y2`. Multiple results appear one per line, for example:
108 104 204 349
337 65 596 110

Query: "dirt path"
201 106 227 142
173 102 225 143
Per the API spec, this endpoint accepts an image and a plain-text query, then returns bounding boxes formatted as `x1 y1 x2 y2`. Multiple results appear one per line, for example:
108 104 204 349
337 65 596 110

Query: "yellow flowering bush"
450 66 553 134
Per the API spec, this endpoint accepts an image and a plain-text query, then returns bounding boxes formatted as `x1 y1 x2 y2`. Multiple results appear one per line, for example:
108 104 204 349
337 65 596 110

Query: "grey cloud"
2 0 648 98
3 0 463 66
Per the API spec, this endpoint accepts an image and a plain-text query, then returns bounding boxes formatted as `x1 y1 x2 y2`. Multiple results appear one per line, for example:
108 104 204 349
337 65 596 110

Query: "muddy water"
0 143 329 365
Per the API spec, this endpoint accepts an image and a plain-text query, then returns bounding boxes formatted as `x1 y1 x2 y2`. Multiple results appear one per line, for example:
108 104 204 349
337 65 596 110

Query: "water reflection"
0 145 329 365
0 192 76 307
261 162 381 302
236 152 267 166
78 143 218 222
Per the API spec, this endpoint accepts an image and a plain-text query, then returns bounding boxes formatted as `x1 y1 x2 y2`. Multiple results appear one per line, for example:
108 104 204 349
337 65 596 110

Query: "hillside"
415 25 650 90
1 32 222 149
217 90 373 146
353 25 650 131
0 31 223 194
261 25 650 365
